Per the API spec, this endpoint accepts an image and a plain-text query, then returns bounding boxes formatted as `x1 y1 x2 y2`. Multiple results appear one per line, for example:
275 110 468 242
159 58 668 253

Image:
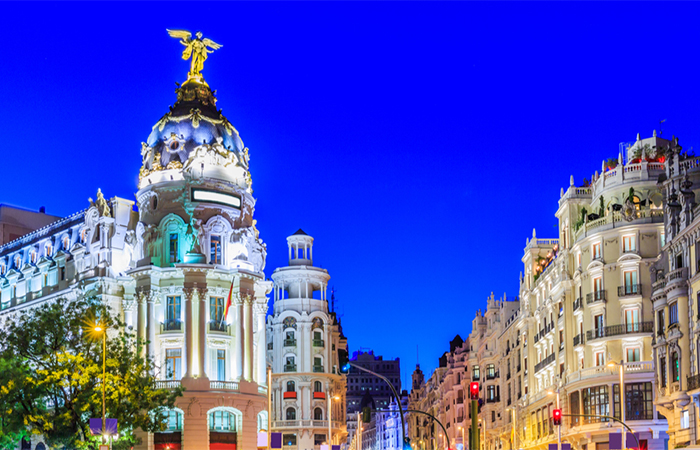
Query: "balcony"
567 361 653 384
688 374 700 391
210 380 239 391
667 267 689 285
486 372 498 380
284 364 297 372
618 284 642 297
573 333 584 347
586 322 653 341
473 375 480 381
486 396 500 403
283 391 297 399
573 297 583 312
284 338 297 347
155 380 182 390
313 392 326 399
161 320 182 332
209 321 228 332
272 420 344 430
313 339 325 348
534 353 556 373
586 290 607 305
313 365 324 373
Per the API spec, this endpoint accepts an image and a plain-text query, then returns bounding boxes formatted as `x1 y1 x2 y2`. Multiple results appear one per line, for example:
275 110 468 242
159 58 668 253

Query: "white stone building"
268 231 348 450
0 64 272 450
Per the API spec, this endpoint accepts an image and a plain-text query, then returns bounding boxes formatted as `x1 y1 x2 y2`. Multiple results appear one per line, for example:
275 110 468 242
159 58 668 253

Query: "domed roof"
144 80 245 169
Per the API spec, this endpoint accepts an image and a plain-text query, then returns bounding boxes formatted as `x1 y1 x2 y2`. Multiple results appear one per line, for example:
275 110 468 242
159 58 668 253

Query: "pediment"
586 259 605 271
618 253 641 263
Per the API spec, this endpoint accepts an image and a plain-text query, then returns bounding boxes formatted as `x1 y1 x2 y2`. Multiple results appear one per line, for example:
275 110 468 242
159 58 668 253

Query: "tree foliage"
0 296 184 449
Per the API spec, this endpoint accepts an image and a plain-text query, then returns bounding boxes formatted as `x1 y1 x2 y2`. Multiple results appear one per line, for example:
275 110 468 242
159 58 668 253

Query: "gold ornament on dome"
167 29 222 85
166 160 183 170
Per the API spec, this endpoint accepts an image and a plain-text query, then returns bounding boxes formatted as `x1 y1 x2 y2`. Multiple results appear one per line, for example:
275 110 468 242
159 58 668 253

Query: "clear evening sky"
3 2 700 384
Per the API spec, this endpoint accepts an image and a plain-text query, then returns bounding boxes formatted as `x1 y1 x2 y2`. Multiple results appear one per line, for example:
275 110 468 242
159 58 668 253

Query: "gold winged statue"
167 29 222 82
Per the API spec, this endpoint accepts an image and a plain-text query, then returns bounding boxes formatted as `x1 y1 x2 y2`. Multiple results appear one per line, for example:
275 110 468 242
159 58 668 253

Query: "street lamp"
94 325 107 445
608 360 626 450
327 394 341 446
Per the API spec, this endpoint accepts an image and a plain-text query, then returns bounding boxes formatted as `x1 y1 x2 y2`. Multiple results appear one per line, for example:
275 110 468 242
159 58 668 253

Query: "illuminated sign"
191 188 241 209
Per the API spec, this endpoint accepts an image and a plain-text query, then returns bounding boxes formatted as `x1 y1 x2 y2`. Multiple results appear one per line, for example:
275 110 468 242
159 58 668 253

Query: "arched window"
314 407 323 420
314 381 322 392
209 410 237 432
165 410 182 431
287 381 296 392
258 411 268 432
286 407 296 420
672 352 680 382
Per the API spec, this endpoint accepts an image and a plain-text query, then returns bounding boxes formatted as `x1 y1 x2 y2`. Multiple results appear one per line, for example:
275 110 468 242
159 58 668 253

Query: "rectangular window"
626 382 653 421
681 409 690 429
210 235 222 264
623 235 636 253
595 351 605 367
625 309 640 332
582 385 610 423
661 233 666 247
658 310 665 332
166 296 181 323
626 347 640 362
314 434 326 446
165 348 182 380
210 296 224 322
60 266 66 281
593 277 602 295
217 349 226 381
623 271 638 295
592 243 601 259
577 252 582 267
670 303 679 325
660 357 667 387
569 391 580 427
169 233 178 263
283 434 297 446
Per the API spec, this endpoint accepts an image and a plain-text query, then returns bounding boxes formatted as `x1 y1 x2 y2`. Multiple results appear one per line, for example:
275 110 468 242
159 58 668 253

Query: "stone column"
183 287 195 378
137 290 147 356
234 297 245 380
256 303 267 385
197 286 208 379
146 291 156 371
245 296 255 381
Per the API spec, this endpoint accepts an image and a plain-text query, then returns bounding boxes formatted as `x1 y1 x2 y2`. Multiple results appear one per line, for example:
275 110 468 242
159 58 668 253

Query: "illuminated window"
210 235 222 264
623 235 636 253
670 302 679 325
626 347 640 362
595 351 605 367
592 243 601 259
672 352 680 382
169 233 179 263
44 244 52 258
210 410 237 432
210 297 224 323
80 229 87 243
165 410 182 431
165 349 182 380
63 236 70 249
217 350 226 381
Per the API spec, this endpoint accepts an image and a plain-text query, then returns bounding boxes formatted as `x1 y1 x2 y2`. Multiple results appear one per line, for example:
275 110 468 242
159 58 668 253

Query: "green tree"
0 296 184 449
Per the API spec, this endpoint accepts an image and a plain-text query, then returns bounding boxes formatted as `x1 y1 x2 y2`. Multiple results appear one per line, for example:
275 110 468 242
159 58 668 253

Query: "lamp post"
327 394 340 446
95 325 107 445
608 360 626 450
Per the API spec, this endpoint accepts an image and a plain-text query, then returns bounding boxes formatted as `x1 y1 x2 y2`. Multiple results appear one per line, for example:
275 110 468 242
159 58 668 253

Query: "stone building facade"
268 230 348 450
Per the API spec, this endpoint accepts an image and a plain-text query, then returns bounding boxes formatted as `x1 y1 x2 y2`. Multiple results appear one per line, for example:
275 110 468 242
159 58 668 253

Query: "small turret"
287 229 313 265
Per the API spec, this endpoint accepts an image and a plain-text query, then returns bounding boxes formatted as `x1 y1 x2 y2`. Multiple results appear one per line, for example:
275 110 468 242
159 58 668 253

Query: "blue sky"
3 2 700 384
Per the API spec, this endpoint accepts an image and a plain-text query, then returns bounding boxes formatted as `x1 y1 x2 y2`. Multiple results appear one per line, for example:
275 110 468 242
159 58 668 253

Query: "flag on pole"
221 277 234 326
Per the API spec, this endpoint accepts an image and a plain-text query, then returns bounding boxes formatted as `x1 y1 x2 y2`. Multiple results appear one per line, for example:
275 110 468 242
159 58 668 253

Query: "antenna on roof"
330 286 336 313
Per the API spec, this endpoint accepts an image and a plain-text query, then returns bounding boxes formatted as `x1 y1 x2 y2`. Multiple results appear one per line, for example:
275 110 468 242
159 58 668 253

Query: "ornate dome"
138 80 251 189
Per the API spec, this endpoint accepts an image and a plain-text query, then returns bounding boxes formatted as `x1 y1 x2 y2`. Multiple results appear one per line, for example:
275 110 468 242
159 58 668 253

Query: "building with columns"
268 230 348 450
408 134 672 450
0 53 272 450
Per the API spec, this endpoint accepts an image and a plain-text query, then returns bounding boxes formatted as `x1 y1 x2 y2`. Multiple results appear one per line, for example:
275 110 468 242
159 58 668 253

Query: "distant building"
0 204 61 245
346 351 401 446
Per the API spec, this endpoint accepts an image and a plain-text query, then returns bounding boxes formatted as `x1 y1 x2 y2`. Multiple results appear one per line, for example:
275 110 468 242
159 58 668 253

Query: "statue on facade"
186 217 204 254
167 30 222 81
89 188 111 218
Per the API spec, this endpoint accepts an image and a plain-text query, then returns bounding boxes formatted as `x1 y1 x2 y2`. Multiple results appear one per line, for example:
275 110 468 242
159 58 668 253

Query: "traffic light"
552 409 562 426
339 349 350 374
469 382 479 400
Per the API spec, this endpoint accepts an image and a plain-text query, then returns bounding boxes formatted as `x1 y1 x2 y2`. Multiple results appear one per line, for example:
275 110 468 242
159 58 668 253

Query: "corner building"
267 231 348 450
0 69 271 450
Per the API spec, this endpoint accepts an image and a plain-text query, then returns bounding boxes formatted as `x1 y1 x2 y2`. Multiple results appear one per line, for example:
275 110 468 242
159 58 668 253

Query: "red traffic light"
469 382 479 400
552 409 562 426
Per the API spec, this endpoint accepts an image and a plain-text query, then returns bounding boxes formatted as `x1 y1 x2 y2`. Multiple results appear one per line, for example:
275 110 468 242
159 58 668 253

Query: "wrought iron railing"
162 320 182 331
586 290 607 304
573 333 584 346
209 321 227 332
534 353 556 373
284 364 297 372
618 284 642 297
284 338 297 347
586 321 653 341
573 297 583 311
